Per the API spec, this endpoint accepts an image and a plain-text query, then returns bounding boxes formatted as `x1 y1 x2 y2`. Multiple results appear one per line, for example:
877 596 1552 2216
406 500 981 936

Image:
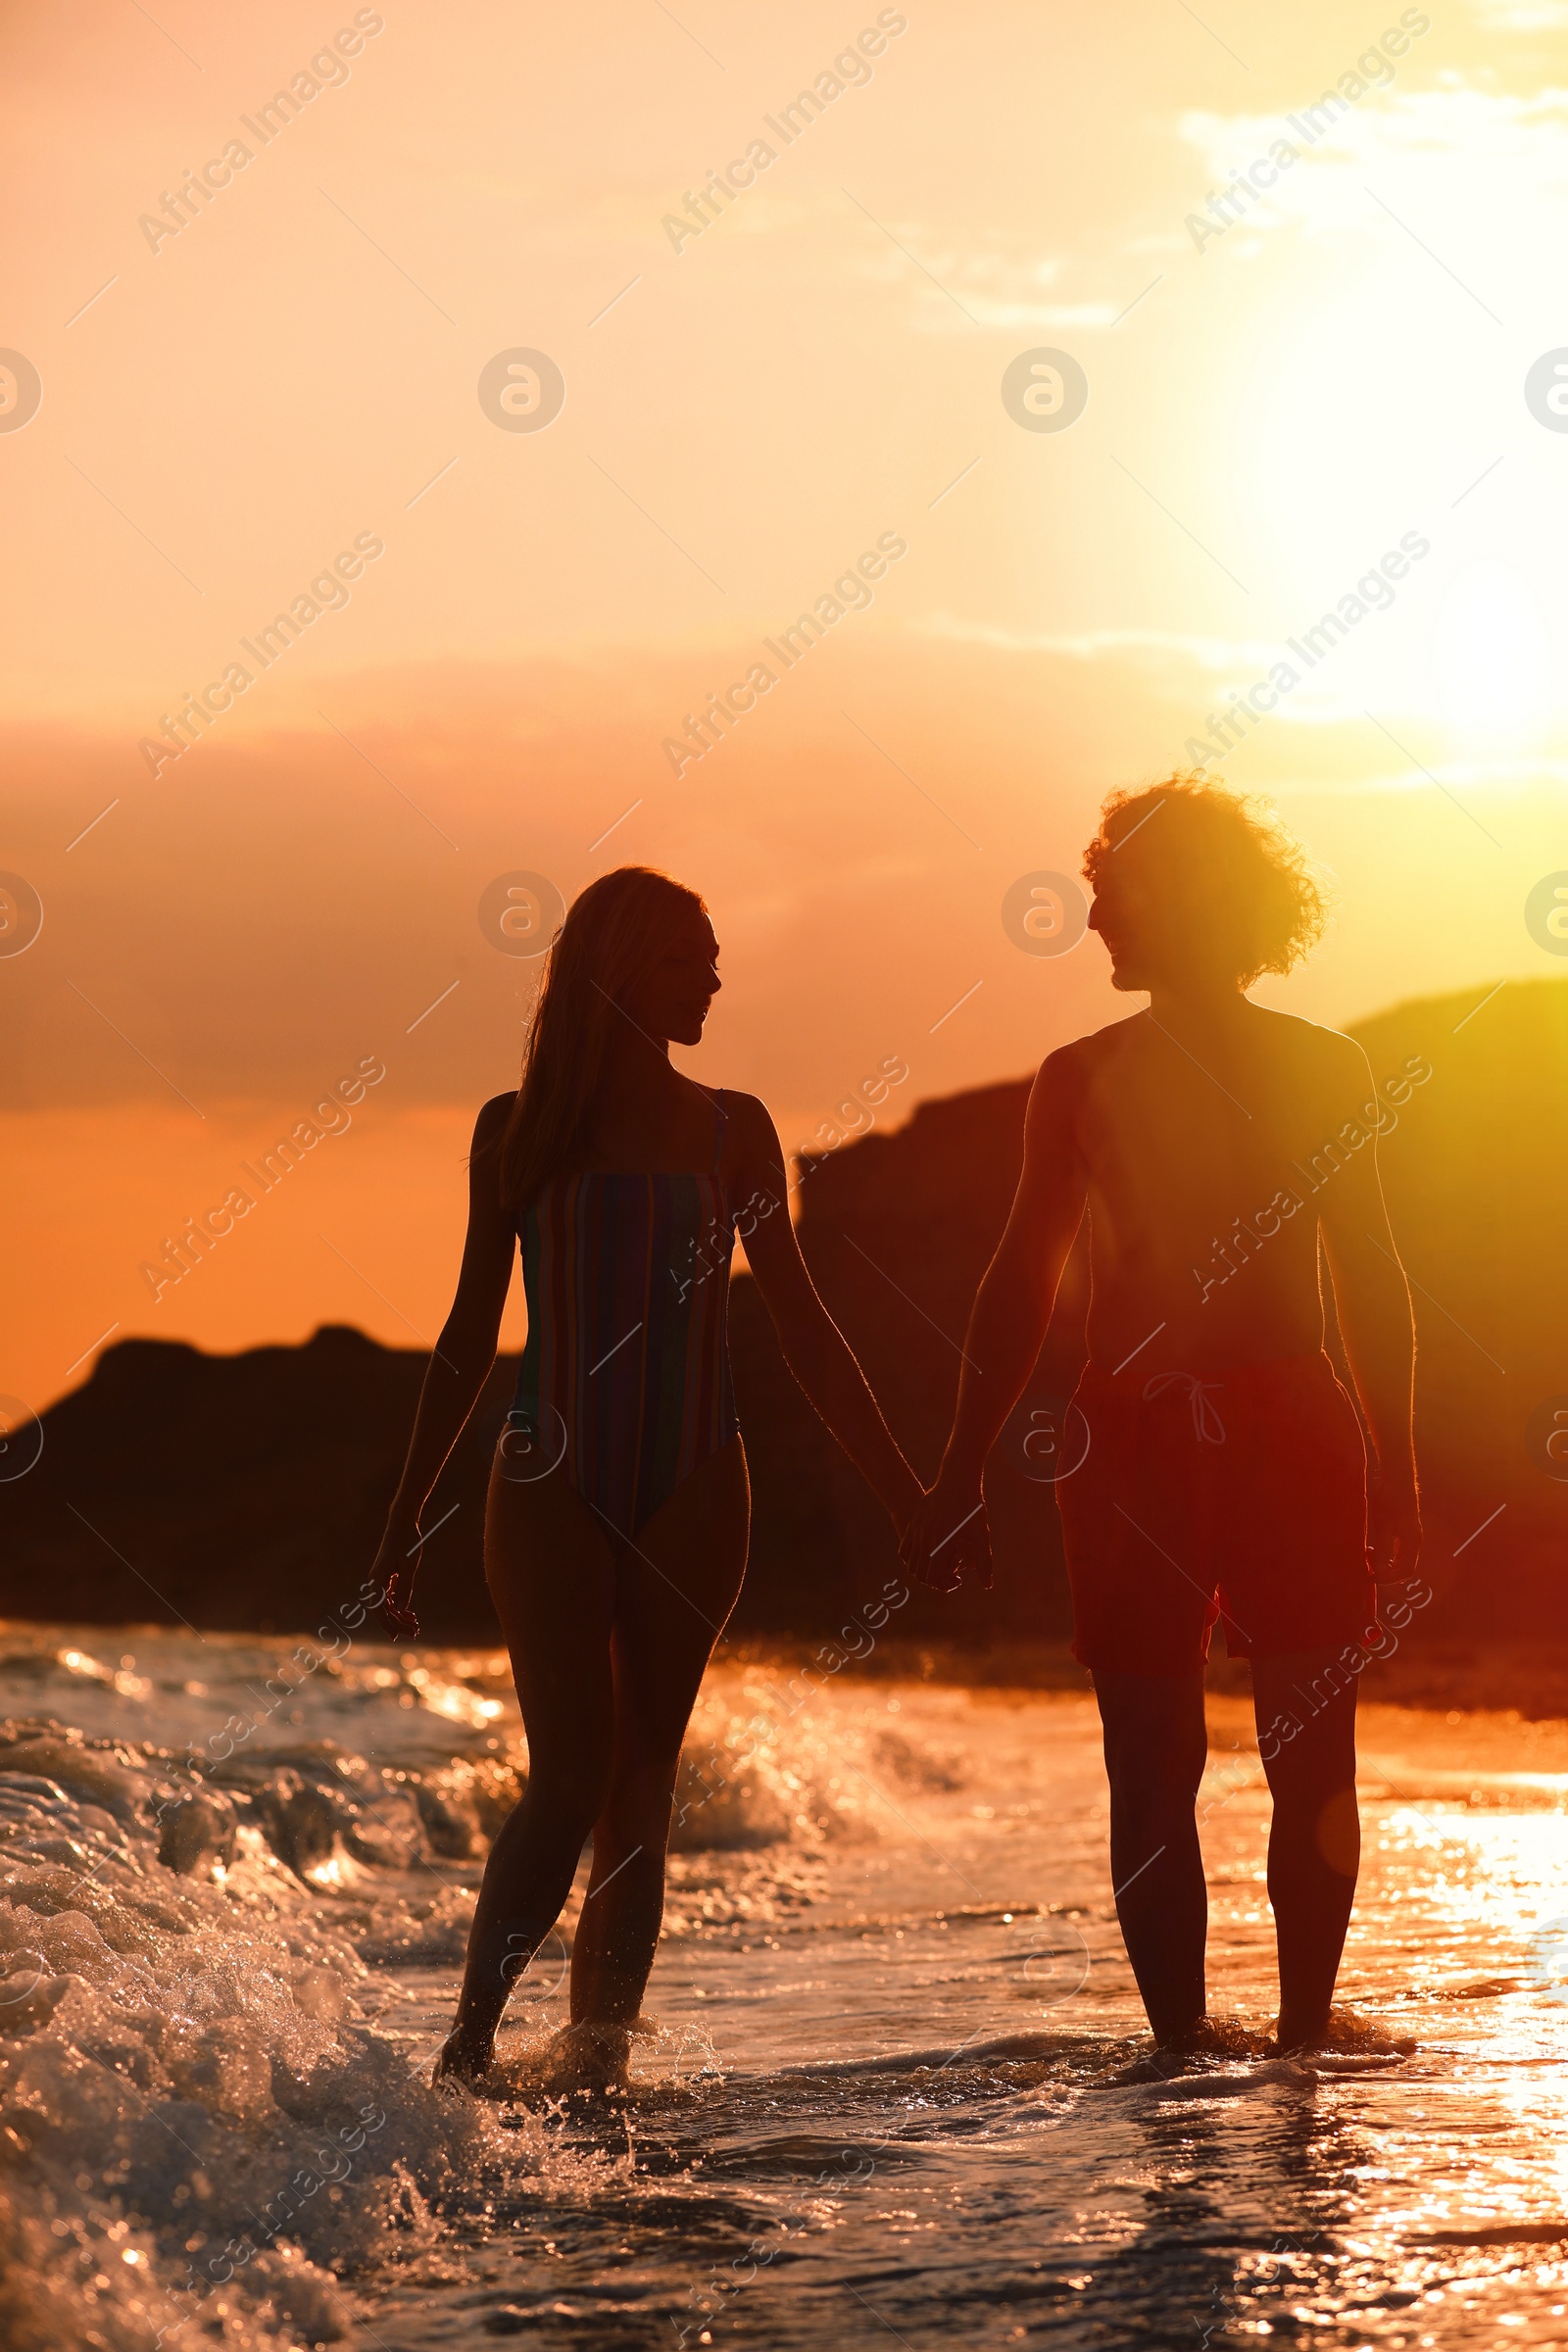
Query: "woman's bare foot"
1181 2014 1274 2060
1100 2047 1197 2086
1097 2015 1273 2086
432 2028 496 2088
539 2021 634 2096
1273 2003 1416 2058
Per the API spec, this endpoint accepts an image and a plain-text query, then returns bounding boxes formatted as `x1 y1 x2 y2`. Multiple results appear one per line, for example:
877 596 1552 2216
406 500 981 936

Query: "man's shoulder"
1047 1011 1148 1074
1250 1006 1368 1073
1026 1018 1143 1126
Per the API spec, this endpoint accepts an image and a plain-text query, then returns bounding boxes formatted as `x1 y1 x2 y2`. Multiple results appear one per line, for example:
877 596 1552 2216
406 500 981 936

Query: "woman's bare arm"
728 1094 923 1537
373 1091 517 1635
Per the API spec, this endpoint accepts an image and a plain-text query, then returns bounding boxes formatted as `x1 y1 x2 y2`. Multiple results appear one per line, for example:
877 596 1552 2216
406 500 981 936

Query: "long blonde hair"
495 866 707 1211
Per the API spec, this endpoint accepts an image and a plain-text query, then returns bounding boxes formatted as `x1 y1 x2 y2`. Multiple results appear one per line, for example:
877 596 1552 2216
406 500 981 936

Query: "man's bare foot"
432 2028 496 2088
1273 2003 1416 2058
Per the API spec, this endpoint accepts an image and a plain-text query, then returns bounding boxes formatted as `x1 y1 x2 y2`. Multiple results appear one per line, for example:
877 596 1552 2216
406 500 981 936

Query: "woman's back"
510 1091 737 1540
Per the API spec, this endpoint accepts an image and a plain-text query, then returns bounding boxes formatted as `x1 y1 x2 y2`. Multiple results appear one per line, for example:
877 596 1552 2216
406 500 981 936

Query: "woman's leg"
567 1436 751 2027
437 1454 623 2079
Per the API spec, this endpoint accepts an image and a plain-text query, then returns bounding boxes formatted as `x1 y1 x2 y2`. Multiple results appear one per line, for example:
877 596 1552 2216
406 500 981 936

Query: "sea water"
3 1619 1568 2350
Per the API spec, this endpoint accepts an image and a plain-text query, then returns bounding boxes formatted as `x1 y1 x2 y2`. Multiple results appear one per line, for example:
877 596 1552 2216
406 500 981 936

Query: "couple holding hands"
374 774 1420 2092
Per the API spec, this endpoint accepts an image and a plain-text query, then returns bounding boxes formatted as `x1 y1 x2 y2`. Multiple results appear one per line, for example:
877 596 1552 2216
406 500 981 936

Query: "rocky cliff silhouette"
3 979 1563 1645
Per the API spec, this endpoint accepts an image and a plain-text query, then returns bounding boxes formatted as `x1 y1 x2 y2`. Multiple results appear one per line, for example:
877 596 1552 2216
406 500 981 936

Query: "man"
903 778 1421 2066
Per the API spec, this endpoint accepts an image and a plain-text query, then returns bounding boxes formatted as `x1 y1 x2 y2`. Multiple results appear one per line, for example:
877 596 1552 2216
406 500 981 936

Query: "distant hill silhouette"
2 979 1563 1646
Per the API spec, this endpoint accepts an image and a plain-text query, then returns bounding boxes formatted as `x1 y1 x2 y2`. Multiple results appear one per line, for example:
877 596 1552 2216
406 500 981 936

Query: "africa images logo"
0 350 42 434
1531 1914 1568 2003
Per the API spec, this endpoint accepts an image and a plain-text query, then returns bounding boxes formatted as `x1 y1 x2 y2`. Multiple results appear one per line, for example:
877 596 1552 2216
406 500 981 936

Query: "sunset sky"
4 0 1566 1414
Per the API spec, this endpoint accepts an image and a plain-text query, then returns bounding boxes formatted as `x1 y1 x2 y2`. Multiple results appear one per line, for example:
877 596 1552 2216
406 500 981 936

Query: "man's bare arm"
902 1050 1089 1585
1316 1041 1420 1578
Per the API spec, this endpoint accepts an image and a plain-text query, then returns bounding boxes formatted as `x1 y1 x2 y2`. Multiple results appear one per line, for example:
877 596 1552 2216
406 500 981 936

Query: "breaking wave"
0 1613 955 2349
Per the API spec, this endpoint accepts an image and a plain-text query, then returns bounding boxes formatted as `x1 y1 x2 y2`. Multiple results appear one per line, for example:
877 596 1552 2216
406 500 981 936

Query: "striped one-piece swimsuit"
507 1090 739 1541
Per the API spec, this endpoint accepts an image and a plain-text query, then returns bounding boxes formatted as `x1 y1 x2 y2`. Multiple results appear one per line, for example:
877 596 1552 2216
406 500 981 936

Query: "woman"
370 866 921 2091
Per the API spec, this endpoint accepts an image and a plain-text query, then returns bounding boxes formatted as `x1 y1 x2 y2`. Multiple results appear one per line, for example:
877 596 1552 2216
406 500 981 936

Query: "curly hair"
1082 774 1329 986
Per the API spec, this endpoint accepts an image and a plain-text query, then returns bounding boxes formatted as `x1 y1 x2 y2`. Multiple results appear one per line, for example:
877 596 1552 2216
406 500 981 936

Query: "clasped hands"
898 1472 993 1595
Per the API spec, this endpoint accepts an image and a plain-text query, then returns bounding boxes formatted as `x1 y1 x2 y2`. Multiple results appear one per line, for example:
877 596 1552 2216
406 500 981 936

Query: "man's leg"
1250 1650 1359 2050
1093 1670 1209 2045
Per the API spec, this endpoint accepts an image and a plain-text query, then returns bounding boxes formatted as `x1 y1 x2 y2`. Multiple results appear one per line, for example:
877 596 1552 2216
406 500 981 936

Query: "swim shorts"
1057 1350 1374 1676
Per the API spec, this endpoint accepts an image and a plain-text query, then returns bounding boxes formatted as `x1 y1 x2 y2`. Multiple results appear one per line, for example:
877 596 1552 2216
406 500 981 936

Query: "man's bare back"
1058 1004 1430 1377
